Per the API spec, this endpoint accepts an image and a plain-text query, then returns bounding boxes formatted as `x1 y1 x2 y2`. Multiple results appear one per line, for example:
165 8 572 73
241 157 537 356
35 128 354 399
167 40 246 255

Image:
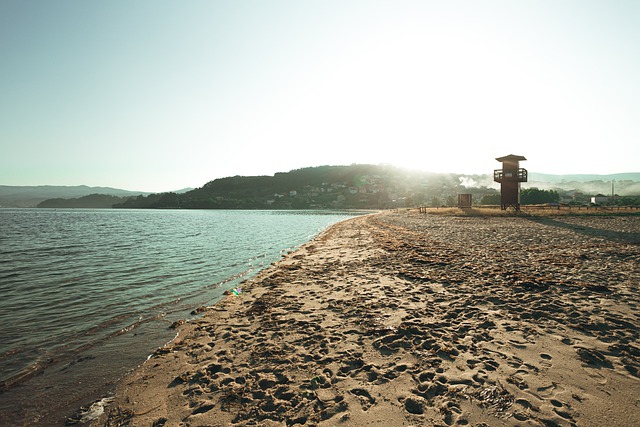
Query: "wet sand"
93 210 639 427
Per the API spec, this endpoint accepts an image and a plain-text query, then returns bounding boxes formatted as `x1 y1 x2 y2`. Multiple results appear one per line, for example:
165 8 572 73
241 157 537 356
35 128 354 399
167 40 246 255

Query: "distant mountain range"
0 185 191 208
526 173 640 196
528 172 640 183
1 167 638 208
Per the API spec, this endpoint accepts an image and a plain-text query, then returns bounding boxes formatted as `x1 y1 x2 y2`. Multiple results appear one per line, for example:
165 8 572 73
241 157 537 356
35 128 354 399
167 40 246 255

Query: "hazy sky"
2 0 639 192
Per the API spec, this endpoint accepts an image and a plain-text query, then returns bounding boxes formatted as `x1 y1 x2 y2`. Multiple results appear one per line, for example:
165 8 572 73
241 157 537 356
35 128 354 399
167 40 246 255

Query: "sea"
0 208 364 426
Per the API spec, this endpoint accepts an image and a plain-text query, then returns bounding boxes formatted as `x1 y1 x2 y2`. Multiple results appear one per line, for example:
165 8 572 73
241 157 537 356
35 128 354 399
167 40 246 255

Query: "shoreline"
93 211 639 426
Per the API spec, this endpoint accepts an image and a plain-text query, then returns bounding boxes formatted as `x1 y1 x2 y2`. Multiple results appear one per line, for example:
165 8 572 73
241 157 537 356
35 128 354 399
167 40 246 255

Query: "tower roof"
496 154 527 162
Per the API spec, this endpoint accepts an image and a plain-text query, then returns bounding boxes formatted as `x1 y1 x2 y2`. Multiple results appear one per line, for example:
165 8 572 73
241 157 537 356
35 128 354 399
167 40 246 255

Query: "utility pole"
611 180 615 204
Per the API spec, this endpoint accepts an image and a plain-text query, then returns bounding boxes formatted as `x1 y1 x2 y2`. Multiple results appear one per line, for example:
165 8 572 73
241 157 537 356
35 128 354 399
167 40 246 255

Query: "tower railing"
493 168 528 183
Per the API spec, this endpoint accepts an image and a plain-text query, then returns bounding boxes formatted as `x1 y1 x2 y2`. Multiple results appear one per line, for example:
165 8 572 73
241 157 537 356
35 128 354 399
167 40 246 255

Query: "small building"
591 194 608 204
458 194 472 208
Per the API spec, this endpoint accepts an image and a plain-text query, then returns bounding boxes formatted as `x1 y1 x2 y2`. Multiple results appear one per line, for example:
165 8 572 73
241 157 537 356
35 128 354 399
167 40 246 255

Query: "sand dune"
94 211 639 427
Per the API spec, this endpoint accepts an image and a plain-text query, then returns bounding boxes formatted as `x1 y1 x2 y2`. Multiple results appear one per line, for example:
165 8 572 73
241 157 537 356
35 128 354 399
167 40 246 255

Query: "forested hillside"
113 165 475 209
0 185 148 208
37 194 131 208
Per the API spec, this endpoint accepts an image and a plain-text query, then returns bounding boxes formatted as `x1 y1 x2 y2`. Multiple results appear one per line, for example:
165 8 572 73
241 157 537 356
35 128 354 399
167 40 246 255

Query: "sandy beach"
93 210 639 427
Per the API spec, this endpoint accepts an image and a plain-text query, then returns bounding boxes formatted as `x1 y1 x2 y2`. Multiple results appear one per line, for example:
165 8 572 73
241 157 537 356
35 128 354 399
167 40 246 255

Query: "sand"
93 210 639 427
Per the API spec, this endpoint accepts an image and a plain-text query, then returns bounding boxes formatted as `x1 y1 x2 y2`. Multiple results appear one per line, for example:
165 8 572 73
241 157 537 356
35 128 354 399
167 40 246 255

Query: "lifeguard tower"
494 154 527 211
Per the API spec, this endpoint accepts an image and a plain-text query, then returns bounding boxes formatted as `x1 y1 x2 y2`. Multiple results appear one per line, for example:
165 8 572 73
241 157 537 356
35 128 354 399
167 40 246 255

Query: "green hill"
37 194 132 208
0 185 148 208
114 164 465 209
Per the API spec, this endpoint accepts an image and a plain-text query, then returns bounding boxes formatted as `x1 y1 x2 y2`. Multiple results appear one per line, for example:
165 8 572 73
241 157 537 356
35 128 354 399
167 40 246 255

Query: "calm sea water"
0 208 362 426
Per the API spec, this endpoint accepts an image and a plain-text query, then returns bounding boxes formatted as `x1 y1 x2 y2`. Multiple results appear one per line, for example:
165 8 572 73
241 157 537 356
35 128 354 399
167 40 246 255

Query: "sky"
1 0 639 192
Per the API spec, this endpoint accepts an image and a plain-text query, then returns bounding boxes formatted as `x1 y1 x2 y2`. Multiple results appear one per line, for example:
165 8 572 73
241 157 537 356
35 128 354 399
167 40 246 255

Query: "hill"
114 165 494 210
528 172 640 183
0 185 194 208
0 185 150 208
526 173 640 195
36 194 133 209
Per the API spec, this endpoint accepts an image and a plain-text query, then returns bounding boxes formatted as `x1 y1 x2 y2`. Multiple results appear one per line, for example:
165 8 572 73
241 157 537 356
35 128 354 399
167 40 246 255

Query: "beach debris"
65 397 114 425
151 346 174 357
169 319 186 329
191 306 208 315
104 406 134 426
152 418 168 427
247 295 274 316
223 287 242 296
468 384 514 415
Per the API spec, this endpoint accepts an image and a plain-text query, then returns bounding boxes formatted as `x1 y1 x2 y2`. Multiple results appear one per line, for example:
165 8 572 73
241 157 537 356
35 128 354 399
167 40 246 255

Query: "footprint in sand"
508 339 528 349
481 359 500 371
190 402 215 416
439 401 464 426
402 397 424 415
506 373 529 390
536 382 564 398
515 397 536 410
583 368 608 385
575 347 613 369
548 399 577 422
349 388 376 411
540 353 553 368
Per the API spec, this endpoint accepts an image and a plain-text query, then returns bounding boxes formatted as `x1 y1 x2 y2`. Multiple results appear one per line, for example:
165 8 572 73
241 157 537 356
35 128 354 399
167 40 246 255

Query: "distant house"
591 194 608 204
